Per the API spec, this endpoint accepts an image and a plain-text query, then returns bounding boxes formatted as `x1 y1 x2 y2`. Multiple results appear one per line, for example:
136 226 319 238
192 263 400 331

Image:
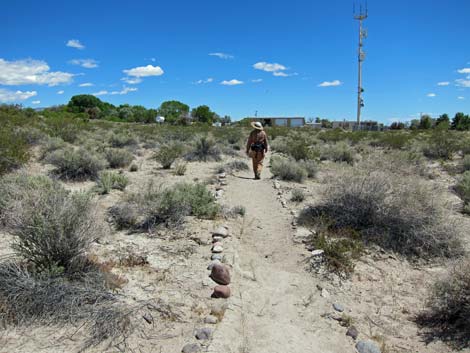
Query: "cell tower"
354 1 368 125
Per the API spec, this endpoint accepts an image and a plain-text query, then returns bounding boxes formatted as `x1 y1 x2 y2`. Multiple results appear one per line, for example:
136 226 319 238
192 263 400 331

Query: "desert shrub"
271 156 307 183
270 136 289 154
231 205 246 217
40 136 66 159
417 259 470 348
370 132 412 149
299 159 318 178
213 128 243 145
462 155 470 172
221 160 249 174
5 184 100 272
154 143 184 169
455 171 470 212
46 147 107 180
0 126 30 175
110 182 219 230
45 117 83 143
173 161 187 176
95 171 129 194
291 189 306 202
105 148 134 168
422 130 460 160
186 136 221 162
298 170 463 259
15 126 46 145
108 132 138 148
286 137 314 161
321 142 355 164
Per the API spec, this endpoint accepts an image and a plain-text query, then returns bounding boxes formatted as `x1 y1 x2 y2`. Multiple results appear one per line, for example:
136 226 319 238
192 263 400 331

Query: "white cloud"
427 93 436 97
123 65 164 77
31 100 40 105
195 78 214 84
456 79 470 88
253 62 287 73
273 71 298 77
79 82 94 87
252 79 263 83
318 80 342 87
437 81 450 86
457 68 470 74
57 90 64 94
92 90 108 96
121 77 142 84
93 87 137 96
209 52 234 60
221 79 244 86
0 58 74 86
69 59 98 68
0 88 37 102
458 96 465 100
66 39 85 50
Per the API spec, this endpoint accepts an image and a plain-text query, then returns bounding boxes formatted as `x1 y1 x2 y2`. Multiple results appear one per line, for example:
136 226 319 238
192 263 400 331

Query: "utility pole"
354 2 368 126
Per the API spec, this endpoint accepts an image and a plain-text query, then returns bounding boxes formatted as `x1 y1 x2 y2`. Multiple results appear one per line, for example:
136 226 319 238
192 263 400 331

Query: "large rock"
356 340 381 353
212 285 231 298
182 343 200 353
212 226 229 238
210 264 231 285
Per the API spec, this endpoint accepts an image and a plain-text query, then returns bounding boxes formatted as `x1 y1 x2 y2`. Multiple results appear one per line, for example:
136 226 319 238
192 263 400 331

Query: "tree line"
65 94 231 125
390 113 470 131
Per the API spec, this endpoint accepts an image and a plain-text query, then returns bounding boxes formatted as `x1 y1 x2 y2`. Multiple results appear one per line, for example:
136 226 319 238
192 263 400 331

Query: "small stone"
213 241 223 247
220 181 227 186
333 303 344 312
212 236 223 243
346 326 359 340
195 327 212 340
211 253 224 261
202 278 213 287
215 186 223 191
216 190 224 197
273 181 280 189
321 288 330 298
142 313 153 324
356 340 381 353
218 173 226 179
210 264 231 285
212 245 224 253
312 249 325 256
212 226 229 238
207 260 221 270
182 343 200 353
212 285 231 298
204 315 218 324
293 228 311 244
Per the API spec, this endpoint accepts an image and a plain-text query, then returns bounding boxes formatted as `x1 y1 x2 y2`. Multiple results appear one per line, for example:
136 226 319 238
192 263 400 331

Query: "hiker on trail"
246 121 269 180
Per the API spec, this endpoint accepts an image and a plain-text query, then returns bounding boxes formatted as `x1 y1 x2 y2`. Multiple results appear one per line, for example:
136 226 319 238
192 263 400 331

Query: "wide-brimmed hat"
251 121 264 130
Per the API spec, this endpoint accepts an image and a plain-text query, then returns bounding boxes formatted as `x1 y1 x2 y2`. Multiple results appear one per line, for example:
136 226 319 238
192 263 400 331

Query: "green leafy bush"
104 148 134 168
46 147 107 180
95 171 129 194
154 143 184 169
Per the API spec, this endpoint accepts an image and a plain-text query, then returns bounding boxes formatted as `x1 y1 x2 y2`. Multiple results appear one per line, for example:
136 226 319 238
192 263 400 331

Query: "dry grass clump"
185 136 222 162
417 259 470 349
173 160 188 175
46 147 107 180
290 189 306 202
271 156 318 182
109 182 219 231
298 168 464 259
95 171 129 194
105 148 134 168
154 143 184 169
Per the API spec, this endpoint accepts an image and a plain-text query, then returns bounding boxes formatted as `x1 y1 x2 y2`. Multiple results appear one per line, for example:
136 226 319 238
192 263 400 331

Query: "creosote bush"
96 171 129 194
186 136 222 162
46 147 107 180
105 148 134 168
417 259 470 349
109 182 219 230
154 143 184 169
298 169 463 259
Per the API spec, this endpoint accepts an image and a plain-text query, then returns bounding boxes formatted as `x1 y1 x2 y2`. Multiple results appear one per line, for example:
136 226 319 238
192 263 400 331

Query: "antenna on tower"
353 1 368 126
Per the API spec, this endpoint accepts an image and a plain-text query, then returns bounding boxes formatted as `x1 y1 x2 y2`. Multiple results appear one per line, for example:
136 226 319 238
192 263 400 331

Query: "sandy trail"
209 155 353 353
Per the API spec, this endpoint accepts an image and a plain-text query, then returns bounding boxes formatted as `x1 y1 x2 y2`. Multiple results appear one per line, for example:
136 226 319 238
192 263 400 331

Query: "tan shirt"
246 129 268 154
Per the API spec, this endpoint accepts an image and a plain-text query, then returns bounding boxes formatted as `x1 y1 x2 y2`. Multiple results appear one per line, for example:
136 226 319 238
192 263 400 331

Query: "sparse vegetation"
154 143 184 169
455 171 470 213
291 189 306 202
186 136 221 162
173 160 188 175
96 171 129 194
270 156 307 182
104 148 134 168
46 147 107 180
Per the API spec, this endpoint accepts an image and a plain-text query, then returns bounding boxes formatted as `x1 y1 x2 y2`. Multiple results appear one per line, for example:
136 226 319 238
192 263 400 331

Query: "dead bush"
417 259 470 348
298 169 464 259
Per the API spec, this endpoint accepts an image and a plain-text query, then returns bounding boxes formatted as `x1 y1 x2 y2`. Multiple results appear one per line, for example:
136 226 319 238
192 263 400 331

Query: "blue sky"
1 0 469 123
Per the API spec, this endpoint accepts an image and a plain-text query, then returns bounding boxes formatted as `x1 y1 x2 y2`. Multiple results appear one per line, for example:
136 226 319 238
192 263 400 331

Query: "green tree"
435 114 450 130
191 105 216 124
158 100 189 124
68 94 108 114
390 121 405 130
451 112 470 131
419 114 434 129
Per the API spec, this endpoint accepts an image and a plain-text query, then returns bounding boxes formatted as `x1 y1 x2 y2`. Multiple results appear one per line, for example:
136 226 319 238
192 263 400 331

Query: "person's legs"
255 155 264 179
251 156 258 178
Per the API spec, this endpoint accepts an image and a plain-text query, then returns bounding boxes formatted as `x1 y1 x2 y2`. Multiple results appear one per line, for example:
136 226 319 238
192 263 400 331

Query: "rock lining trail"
208 155 353 353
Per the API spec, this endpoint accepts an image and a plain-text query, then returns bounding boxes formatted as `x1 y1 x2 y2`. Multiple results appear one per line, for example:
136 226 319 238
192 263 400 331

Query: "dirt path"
209 156 353 353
